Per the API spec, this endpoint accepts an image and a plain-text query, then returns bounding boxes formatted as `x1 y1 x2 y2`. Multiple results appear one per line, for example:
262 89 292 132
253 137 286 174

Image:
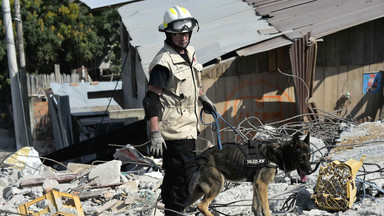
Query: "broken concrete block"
39 168 56 178
88 160 122 186
0 202 18 214
0 178 8 188
54 183 77 193
42 178 59 193
120 173 129 183
30 186 44 200
117 181 138 195
8 194 27 207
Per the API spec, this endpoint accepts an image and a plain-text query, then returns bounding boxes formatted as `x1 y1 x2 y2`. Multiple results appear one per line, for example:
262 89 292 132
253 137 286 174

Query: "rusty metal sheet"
289 32 317 120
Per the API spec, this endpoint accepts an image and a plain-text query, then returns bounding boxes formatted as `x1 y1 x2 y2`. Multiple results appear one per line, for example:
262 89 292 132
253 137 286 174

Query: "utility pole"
14 0 33 147
2 0 28 149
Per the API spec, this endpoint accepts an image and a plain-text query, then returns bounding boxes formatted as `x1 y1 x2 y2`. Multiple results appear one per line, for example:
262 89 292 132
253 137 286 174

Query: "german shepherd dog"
187 133 312 216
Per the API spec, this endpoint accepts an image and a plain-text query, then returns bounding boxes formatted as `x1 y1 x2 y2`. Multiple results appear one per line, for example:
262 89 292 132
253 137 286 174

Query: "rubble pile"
0 121 383 216
0 147 164 216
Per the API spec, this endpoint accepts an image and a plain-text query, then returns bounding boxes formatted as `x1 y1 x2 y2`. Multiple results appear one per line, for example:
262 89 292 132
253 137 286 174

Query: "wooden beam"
19 173 79 188
108 109 145 120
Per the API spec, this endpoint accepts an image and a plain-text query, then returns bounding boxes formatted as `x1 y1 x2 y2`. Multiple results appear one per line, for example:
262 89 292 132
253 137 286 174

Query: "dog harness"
239 140 278 168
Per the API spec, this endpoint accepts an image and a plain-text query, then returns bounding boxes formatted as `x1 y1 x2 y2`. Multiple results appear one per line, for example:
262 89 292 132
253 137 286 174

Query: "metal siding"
118 0 281 80
80 0 136 9
238 0 384 56
50 82 122 115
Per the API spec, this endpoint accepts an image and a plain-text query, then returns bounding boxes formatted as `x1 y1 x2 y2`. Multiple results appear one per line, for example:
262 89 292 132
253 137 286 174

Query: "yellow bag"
311 156 365 211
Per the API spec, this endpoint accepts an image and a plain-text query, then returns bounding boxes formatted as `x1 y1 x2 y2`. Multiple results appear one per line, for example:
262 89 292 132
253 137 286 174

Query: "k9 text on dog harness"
240 140 278 168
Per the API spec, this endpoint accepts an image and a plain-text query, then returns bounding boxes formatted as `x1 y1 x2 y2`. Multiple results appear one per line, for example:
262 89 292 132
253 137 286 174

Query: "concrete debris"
0 121 383 215
88 160 122 186
0 146 162 215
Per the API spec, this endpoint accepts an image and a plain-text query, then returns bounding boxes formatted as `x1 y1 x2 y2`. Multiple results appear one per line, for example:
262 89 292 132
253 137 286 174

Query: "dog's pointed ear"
292 133 300 144
304 132 310 144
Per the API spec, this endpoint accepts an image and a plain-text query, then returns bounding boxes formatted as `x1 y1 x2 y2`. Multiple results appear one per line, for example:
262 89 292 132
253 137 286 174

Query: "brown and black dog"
187 133 312 216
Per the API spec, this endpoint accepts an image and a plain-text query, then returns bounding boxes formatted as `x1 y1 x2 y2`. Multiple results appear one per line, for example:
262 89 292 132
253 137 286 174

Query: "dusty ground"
0 121 383 216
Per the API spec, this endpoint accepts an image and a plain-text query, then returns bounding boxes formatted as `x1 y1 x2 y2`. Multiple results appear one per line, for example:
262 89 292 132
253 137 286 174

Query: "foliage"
1 0 121 74
0 0 121 102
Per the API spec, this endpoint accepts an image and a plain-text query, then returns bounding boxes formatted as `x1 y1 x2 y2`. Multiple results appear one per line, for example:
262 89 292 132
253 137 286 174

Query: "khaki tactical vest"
149 43 203 140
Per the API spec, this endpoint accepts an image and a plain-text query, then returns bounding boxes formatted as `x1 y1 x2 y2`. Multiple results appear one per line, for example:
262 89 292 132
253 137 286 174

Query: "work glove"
150 131 167 157
199 94 217 114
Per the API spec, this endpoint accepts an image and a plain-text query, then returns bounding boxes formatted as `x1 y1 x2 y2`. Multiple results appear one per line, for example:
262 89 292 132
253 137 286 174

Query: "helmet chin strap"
165 32 192 53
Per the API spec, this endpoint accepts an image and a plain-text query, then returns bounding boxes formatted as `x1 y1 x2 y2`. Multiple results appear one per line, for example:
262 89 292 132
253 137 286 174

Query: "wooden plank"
19 173 79 188
359 65 374 121
262 71 279 124
374 19 384 63
198 78 217 152
325 34 336 66
238 73 253 125
256 52 269 73
363 21 375 64
369 63 384 120
251 70 264 130
316 40 326 66
324 66 338 113
239 54 256 75
224 76 240 143
313 66 325 111
278 69 296 120
349 24 365 65
335 66 349 116
268 50 277 72
335 30 349 65
347 65 363 119
213 77 227 144
276 46 290 70
108 109 144 120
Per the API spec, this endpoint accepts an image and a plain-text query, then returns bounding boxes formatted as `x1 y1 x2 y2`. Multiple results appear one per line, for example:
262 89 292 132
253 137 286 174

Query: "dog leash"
199 109 240 150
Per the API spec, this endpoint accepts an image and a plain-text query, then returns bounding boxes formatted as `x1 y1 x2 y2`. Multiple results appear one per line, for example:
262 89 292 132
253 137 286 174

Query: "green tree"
0 0 121 102
21 0 121 74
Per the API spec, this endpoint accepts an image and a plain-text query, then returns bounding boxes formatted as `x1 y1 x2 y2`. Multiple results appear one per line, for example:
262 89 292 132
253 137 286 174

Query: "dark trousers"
161 139 197 216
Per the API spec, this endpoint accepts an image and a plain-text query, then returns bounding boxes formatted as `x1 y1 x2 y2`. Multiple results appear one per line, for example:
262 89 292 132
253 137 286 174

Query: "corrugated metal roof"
118 0 282 80
50 82 122 116
80 0 136 10
239 0 384 56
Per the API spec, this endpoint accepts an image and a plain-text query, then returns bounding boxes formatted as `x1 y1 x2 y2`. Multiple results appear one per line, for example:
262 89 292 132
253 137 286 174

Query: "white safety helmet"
158 6 199 33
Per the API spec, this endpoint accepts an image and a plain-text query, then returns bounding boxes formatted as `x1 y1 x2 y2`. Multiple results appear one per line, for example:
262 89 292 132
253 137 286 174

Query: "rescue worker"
142 6 216 216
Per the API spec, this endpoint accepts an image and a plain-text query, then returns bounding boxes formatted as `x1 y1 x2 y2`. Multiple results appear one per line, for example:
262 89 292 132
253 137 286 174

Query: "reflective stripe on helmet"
169 8 176 15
